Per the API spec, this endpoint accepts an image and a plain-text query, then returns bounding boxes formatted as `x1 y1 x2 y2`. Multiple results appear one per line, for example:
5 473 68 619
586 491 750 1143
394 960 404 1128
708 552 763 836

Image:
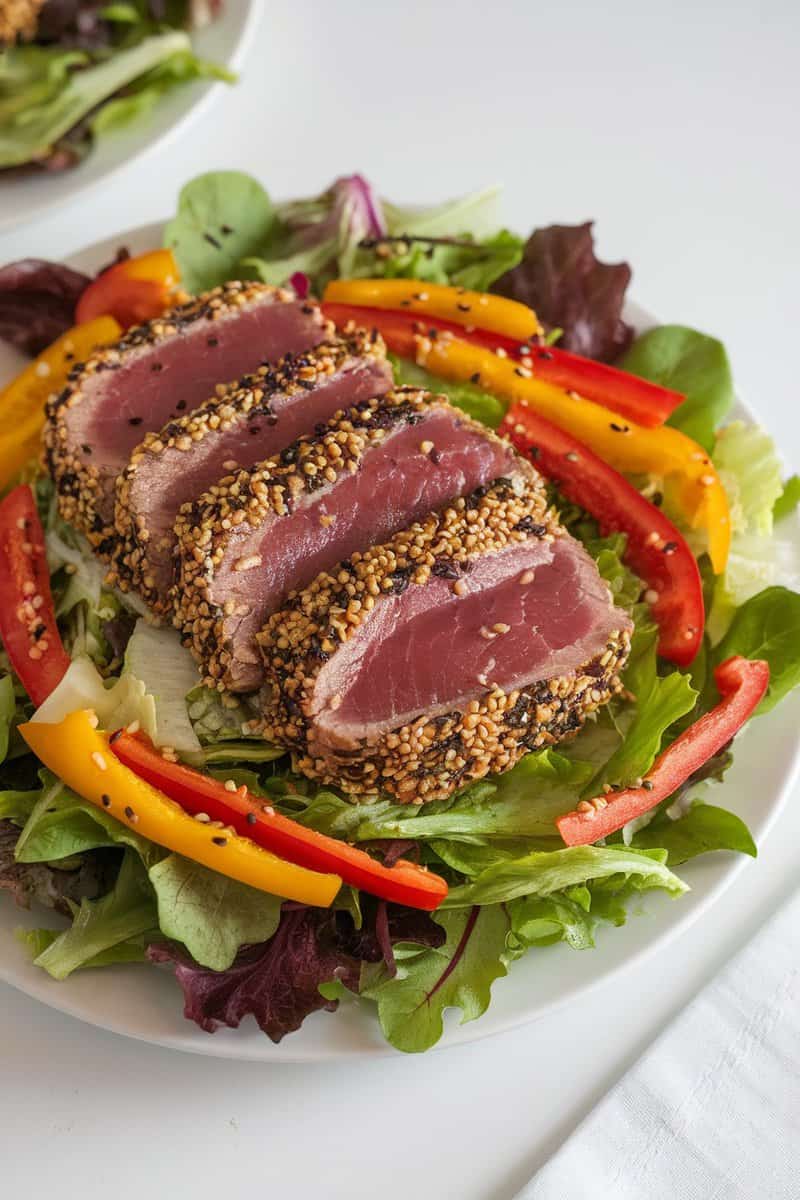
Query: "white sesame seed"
519 569 535 585
453 579 467 596
35 361 51 378
492 622 511 634
87 711 99 729
126 720 140 734
91 751 108 771
420 440 435 455
699 473 716 487
644 588 660 605
224 779 237 792
233 554 263 572
194 812 211 823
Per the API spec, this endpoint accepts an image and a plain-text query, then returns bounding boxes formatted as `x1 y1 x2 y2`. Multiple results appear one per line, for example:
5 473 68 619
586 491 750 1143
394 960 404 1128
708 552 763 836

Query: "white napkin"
518 889 800 1200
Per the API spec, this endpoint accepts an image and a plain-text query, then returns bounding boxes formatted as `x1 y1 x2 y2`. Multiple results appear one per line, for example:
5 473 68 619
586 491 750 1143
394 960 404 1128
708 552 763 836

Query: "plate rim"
1 219 798 1062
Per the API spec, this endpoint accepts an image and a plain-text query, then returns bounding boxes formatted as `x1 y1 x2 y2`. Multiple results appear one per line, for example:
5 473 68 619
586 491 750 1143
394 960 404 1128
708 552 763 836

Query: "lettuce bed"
1 171 799 1053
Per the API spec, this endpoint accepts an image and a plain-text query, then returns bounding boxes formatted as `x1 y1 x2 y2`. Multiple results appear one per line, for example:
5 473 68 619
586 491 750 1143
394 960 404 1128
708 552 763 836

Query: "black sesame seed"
128 417 143 427
207 336 219 347
124 805 135 820
203 232 222 249
150 362 163 373
246 811 257 826
662 541 678 554
101 794 111 808
610 422 630 433
456 303 471 312
108 728 123 745
470 372 481 384
81 443 92 455
212 836 228 846
221 224 234 235
539 350 554 361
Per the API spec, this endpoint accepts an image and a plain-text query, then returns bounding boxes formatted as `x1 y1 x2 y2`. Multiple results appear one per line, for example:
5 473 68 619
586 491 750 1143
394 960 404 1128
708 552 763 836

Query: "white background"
2 2 799 1196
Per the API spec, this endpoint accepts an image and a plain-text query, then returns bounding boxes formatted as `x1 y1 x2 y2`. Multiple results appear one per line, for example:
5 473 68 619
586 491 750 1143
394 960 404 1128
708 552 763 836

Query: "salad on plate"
0 1 230 173
0 170 798 1054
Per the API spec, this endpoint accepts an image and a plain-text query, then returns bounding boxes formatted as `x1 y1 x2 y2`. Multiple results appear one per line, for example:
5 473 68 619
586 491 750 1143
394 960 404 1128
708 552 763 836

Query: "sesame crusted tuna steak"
44 282 329 545
258 480 632 803
112 330 392 613
173 388 529 692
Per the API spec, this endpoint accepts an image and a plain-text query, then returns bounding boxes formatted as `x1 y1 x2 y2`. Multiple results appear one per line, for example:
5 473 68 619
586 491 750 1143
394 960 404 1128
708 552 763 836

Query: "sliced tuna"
259 481 632 802
112 329 392 613
174 388 529 692
43 282 330 545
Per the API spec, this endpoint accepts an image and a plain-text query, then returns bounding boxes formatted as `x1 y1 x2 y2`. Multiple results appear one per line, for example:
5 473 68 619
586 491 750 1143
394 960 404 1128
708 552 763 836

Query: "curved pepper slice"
500 403 704 666
556 656 769 846
322 302 683 428
411 333 730 574
75 249 181 329
324 278 542 342
110 730 448 911
19 710 342 907
0 315 121 490
0 485 71 706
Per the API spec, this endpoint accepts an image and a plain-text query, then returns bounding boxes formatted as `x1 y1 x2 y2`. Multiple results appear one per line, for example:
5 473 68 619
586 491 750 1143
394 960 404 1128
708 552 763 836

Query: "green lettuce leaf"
123 620 201 754
774 475 800 522
13 771 158 866
0 675 15 766
710 585 800 713
32 851 158 980
165 170 276 294
389 355 506 429
506 891 595 953
630 803 756 865
708 422 789 641
0 32 191 168
441 844 687 907
360 905 510 1054
91 49 233 136
147 855 282 971
620 325 733 451
590 613 697 792
363 229 523 293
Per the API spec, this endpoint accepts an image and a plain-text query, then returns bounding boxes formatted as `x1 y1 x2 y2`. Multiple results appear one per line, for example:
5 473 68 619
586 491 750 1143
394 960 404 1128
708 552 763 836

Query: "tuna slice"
259 480 633 803
113 330 392 612
174 388 529 692
43 282 330 545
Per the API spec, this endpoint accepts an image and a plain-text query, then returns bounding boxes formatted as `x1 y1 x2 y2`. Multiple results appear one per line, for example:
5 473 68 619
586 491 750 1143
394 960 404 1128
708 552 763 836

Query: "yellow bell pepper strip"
324 278 542 343
0 315 122 490
75 249 181 329
19 710 342 907
409 332 731 574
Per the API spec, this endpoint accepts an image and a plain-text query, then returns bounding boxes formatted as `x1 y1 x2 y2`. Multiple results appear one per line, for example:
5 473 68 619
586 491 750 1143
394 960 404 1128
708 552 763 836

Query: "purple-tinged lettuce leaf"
492 221 633 363
0 257 90 355
149 901 444 1043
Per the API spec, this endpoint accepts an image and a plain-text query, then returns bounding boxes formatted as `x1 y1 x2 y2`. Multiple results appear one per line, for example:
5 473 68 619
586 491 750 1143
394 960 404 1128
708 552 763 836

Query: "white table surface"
2 2 799 1196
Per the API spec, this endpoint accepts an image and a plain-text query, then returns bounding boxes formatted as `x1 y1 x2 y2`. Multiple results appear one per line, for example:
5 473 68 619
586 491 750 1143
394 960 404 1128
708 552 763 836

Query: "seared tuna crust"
173 387 528 692
257 480 632 802
44 281 328 547
111 329 391 612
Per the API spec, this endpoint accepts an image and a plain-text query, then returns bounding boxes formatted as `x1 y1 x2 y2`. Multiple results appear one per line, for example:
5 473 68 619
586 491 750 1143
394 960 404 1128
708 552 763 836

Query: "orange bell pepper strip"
321 301 684 429
324 278 542 343
411 333 730 574
0 315 121 489
19 710 342 907
75 248 181 329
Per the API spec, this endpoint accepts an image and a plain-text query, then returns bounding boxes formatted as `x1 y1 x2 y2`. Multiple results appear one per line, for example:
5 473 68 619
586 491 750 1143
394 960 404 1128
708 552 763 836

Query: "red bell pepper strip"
109 731 449 911
75 249 181 330
0 485 70 706
321 302 683 428
557 656 769 846
499 402 704 667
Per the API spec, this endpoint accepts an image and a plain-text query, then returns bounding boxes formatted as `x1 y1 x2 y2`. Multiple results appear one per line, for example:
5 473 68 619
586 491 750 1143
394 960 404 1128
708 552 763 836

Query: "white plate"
1 223 799 1061
0 3 259 235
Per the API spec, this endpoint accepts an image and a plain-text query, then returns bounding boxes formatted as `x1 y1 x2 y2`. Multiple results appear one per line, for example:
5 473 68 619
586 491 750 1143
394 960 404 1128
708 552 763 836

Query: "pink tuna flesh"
213 409 523 690
65 295 327 523
310 536 632 749
127 354 392 602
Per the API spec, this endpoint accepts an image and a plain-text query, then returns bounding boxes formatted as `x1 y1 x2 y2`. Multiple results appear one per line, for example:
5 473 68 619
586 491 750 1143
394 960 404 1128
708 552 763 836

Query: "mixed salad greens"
0 171 799 1053
0 1 230 172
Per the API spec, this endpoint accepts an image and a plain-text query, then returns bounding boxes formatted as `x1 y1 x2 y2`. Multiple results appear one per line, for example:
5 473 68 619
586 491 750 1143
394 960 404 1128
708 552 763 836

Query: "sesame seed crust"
109 326 391 613
171 383 520 690
255 479 630 803
43 281 293 551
